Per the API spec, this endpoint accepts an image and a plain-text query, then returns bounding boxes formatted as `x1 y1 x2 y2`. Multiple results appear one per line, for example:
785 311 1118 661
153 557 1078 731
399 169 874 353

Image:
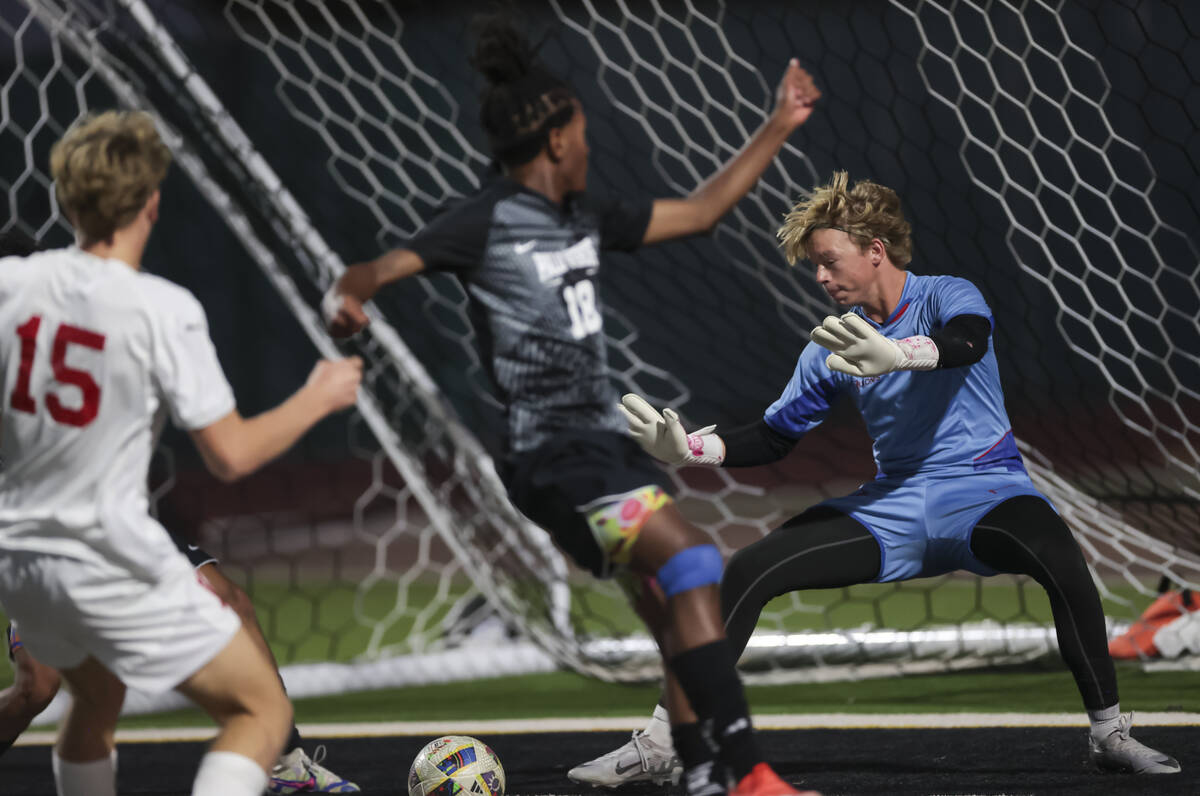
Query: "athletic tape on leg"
656 544 723 598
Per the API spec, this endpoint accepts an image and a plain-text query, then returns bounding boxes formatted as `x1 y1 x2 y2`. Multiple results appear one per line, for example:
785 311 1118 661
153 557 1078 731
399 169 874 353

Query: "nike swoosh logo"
613 761 643 775
514 240 537 254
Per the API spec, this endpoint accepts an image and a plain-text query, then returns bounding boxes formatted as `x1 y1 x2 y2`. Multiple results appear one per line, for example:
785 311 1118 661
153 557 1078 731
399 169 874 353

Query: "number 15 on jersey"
9 315 106 428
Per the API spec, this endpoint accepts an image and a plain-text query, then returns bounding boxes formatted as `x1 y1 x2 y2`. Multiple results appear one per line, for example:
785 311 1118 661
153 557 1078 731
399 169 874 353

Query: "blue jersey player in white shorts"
571 171 1180 787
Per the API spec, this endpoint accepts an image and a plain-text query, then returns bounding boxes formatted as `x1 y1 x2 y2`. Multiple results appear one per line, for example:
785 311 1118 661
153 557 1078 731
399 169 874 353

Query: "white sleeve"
152 291 237 430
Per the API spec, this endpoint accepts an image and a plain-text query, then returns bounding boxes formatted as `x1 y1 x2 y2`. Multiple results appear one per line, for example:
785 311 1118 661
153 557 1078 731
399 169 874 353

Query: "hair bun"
471 13 535 86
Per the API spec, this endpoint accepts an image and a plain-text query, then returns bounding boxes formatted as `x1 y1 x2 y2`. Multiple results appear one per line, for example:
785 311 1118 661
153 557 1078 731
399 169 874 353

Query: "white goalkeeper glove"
810 312 939 377
617 393 725 466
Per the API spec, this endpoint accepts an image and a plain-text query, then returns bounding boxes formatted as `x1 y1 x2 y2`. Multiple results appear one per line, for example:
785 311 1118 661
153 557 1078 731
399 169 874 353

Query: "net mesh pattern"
2 0 1197 684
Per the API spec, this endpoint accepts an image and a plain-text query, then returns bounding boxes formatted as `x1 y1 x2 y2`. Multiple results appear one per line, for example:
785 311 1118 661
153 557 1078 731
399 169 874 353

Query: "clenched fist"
307 356 364 412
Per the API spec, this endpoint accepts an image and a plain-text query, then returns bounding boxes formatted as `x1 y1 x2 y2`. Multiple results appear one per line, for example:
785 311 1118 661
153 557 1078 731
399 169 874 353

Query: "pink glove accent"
895 335 939 370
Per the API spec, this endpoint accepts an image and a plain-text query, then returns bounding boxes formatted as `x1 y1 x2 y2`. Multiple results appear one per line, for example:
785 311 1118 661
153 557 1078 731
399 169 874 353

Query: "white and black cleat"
1089 712 1181 774
568 730 684 787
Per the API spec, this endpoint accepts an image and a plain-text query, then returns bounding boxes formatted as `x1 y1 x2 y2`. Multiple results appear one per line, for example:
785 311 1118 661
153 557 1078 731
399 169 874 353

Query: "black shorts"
504 429 674 577
170 533 218 569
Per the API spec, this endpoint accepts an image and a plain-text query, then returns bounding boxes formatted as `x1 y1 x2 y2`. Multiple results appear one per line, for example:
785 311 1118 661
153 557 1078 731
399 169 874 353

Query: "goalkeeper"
570 171 1179 787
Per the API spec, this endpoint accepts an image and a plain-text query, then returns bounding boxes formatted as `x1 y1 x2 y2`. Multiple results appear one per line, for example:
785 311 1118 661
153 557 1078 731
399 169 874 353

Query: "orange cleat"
729 762 821 796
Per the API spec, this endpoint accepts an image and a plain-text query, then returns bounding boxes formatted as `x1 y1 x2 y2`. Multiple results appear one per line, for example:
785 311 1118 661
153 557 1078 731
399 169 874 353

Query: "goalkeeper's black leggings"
720 495 1118 711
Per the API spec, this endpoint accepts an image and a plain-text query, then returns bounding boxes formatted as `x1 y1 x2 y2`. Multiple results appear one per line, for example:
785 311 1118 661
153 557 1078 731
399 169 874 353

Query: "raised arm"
641 59 821 246
323 248 427 338
190 357 363 482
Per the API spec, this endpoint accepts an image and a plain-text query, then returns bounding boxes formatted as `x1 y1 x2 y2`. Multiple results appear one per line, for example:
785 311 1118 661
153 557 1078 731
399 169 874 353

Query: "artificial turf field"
4 726 1197 794
5 665 1199 794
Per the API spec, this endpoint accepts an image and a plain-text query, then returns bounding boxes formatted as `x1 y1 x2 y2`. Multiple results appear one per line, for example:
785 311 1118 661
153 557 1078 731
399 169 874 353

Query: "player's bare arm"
324 248 426 337
190 356 363 482
642 59 821 245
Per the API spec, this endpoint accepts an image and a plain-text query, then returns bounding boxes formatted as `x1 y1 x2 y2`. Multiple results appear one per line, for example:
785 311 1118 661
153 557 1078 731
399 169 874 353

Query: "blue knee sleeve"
656 544 723 598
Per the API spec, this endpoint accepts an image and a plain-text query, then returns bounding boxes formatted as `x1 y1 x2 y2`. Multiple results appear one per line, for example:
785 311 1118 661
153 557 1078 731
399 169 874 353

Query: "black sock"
671 722 715 769
286 724 303 753
669 639 761 780
0 736 15 758
672 723 725 795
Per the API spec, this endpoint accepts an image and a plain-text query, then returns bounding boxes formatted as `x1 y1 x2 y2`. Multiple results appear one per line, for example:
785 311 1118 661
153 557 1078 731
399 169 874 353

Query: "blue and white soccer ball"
407 735 505 796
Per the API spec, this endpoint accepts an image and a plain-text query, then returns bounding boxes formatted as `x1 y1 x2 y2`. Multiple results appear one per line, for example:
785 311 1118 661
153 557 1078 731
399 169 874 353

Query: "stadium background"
2 0 1200 793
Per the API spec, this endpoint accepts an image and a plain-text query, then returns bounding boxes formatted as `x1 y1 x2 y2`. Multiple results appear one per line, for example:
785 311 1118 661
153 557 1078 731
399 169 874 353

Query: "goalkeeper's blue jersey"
764 272 1022 478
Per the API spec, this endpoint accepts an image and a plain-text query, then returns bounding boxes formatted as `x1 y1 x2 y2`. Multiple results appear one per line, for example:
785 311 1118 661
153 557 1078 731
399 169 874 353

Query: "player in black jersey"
325 15 822 796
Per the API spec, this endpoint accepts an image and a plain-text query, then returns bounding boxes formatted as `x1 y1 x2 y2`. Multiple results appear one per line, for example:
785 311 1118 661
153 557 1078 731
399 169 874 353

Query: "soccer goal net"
3 0 1197 704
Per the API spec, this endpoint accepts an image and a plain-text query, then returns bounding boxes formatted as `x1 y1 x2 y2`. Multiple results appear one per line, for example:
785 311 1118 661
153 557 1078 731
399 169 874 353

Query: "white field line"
14 711 1200 746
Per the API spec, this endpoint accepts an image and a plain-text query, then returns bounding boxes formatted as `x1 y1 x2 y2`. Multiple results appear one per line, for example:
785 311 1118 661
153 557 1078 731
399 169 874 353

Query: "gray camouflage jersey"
407 177 652 455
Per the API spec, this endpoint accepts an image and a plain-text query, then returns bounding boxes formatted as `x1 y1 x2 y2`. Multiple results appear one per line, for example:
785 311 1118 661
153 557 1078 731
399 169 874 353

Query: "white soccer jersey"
0 247 235 578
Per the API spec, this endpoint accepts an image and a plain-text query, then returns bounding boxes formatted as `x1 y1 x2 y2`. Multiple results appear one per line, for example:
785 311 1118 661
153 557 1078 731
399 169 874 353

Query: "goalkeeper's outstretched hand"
810 313 938 377
617 394 724 466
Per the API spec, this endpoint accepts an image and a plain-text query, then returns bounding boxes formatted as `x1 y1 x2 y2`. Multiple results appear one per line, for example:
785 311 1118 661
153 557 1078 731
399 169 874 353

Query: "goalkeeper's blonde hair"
50 110 172 243
777 171 912 267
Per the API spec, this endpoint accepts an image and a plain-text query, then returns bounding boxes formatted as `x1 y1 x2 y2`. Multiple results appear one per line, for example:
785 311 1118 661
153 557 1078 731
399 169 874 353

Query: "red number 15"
10 315 106 427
